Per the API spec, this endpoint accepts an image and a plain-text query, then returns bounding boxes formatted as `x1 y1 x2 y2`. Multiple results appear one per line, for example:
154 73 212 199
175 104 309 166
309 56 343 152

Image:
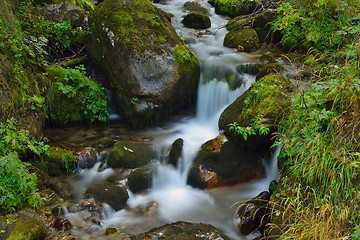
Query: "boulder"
214 0 259 17
132 221 231 239
219 74 293 154
36 2 85 27
183 2 209 14
223 28 260 52
33 0 94 11
87 0 200 127
77 147 97 169
188 135 264 189
168 138 183 167
182 12 211 29
235 191 271 235
0 213 47 240
42 146 77 176
236 62 264 75
86 183 129 211
256 63 285 80
108 140 157 169
127 167 153 193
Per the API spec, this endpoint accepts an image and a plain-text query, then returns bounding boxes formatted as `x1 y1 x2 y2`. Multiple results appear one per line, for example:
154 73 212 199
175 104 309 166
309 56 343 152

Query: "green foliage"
48 65 109 123
0 118 49 157
174 44 192 64
27 95 46 111
47 146 76 172
228 116 270 140
0 153 44 213
131 97 141 105
273 0 360 51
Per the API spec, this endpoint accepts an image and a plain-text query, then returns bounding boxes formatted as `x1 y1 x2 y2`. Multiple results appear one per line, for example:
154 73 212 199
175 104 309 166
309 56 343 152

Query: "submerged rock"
87 0 200 127
168 138 184 167
132 221 231 239
127 167 153 193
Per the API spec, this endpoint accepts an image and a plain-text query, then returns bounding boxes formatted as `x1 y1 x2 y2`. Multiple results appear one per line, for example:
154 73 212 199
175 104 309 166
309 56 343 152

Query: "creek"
44 0 280 239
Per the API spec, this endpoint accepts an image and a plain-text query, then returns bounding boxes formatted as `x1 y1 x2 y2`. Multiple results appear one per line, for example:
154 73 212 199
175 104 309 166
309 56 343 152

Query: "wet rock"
269 180 278 195
108 140 156 169
77 147 97 169
0 213 47 240
169 138 183 167
253 9 278 29
97 232 132 240
127 167 153 193
224 28 260 52
219 74 293 155
86 183 129 211
214 0 259 17
226 15 250 31
183 2 209 14
36 3 85 27
51 205 65 217
182 12 211 29
52 217 72 232
44 177 72 199
87 0 200 127
188 135 264 189
132 221 231 239
105 227 117 235
235 191 271 235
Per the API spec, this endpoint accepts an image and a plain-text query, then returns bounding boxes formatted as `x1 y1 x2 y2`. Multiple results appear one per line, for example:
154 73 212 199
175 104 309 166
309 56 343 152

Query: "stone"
182 12 211 29
36 3 85 27
214 0 259 17
86 0 200 127
43 146 77 176
132 221 231 239
224 28 260 52
108 140 156 169
183 2 208 14
168 138 183 167
188 135 264 189
77 147 97 169
236 62 264 75
256 63 285 80
86 183 129 211
127 167 153 193
235 191 271 235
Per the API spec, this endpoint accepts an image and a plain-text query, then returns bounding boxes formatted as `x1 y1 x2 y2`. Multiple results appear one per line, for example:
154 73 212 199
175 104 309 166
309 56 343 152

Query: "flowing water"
44 1 282 239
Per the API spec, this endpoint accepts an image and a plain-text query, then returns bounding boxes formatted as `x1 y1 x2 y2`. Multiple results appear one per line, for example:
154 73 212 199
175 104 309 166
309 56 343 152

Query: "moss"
33 0 94 11
183 2 209 14
182 12 211 29
7 214 47 240
43 146 76 176
174 44 199 76
223 28 260 52
215 0 258 17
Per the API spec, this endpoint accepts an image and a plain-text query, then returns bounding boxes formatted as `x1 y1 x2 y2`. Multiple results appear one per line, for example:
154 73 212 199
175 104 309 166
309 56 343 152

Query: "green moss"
215 0 257 17
223 28 260 52
7 214 47 240
44 146 76 175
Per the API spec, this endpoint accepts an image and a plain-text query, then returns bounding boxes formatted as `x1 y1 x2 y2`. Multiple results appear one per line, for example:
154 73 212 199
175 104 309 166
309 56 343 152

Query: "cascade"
60 0 281 239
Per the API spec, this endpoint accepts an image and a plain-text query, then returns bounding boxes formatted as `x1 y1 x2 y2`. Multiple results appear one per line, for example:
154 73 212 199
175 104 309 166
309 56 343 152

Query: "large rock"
86 183 129 211
132 221 231 239
223 28 260 52
188 135 264 189
87 0 200 127
127 167 153 193
182 12 211 29
0 213 47 240
108 140 157 169
168 138 183 167
214 0 259 17
219 74 294 154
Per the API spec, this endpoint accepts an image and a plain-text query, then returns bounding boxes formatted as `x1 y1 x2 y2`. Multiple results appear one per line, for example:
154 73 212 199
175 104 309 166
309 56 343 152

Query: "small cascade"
104 88 122 121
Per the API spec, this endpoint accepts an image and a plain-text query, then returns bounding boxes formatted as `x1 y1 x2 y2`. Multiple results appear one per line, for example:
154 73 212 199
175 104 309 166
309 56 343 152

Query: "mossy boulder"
218 74 294 154
188 135 264 189
36 2 85 27
226 15 250 31
127 167 153 193
183 2 209 14
45 65 108 126
214 0 259 17
182 12 211 29
224 28 260 52
132 221 231 240
86 0 200 127
86 183 129 211
108 140 157 169
33 0 94 11
0 213 47 240
41 146 77 176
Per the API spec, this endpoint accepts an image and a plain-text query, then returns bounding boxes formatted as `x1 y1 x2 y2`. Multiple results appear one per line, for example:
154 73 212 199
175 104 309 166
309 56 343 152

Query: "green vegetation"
267 0 360 238
46 65 109 125
0 119 47 213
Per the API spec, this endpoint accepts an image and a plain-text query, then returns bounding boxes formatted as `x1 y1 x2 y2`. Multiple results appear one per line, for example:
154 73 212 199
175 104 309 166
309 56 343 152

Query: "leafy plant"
0 153 44 213
27 95 46 111
228 115 270 140
131 97 141 105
